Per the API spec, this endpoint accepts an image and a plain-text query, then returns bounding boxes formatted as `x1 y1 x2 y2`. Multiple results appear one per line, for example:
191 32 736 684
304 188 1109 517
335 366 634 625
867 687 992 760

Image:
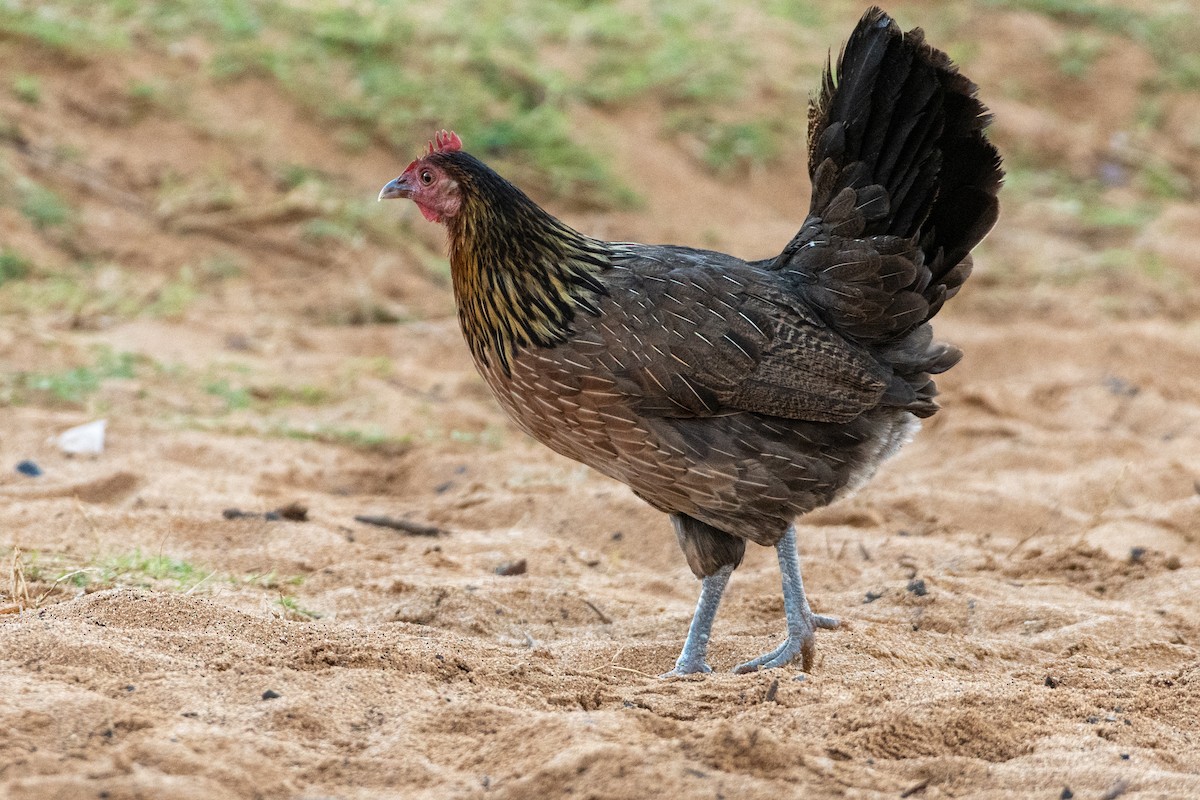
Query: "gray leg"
733 526 839 674
660 564 734 677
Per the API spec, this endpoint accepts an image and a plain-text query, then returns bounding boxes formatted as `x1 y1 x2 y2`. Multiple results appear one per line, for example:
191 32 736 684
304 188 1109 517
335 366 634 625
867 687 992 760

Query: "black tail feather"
780 6 1002 417
797 7 1001 331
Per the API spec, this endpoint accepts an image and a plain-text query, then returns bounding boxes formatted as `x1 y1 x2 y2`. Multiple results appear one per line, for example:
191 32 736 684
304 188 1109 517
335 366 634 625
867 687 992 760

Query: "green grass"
201 364 338 413
1054 31 1105 79
204 378 252 411
241 569 305 590
669 114 782 173
97 551 207 589
10 549 310 604
21 549 212 594
0 0 790 201
276 594 321 620
12 74 41 104
579 2 748 106
18 183 72 229
7 347 139 406
145 268 199 319
257 385 332 407
0 3 120 56
986 0 1200 89
198 254 243 282
436 425 507 450
0 248 32 285
0 262 211 322
1003 166 1168 230
271 421 410 451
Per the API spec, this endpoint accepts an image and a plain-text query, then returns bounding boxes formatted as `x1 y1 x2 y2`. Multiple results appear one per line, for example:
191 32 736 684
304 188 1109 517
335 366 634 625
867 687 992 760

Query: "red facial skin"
398 159 462 223
379 130 464 223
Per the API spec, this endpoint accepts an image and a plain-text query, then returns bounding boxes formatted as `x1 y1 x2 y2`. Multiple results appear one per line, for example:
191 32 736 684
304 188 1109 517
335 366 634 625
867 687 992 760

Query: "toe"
661 660 712 679
732 641 789 674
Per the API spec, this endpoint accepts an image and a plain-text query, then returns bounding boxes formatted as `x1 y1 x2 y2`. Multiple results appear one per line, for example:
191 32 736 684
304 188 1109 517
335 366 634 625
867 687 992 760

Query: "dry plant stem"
8 549 31 611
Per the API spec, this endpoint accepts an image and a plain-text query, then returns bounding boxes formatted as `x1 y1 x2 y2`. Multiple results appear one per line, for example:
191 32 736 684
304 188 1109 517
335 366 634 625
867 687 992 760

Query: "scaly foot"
660 563 734 679
659 657 713 679
732 612 839 673
733 526 838 674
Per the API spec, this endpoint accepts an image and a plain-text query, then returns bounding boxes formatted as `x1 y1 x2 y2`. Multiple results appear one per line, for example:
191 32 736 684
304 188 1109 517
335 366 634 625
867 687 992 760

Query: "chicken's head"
378 130 464 223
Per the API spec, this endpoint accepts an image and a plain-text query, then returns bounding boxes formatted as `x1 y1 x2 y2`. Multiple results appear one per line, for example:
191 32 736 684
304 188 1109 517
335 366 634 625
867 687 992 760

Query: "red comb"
427 129 463 155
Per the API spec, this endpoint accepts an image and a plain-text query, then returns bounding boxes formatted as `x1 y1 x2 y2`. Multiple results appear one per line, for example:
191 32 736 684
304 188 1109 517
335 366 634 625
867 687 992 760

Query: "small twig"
606 665 657 679
354 515 443 536
73 497 100 538
899 778 930 798
583 599 612 624
184 570 218 596
36 569 97 606
8 549 31 611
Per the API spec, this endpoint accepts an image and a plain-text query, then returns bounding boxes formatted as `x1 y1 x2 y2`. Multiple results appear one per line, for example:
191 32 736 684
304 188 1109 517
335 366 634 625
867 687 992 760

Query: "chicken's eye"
420 170 434 186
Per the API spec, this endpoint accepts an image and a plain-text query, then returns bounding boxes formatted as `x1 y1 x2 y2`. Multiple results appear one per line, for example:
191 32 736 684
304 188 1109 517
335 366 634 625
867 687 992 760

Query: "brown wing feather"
581 248 895 423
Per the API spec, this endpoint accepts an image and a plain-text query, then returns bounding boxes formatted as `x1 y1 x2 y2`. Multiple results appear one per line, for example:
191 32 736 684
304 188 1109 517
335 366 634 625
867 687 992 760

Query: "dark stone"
495 559 528 576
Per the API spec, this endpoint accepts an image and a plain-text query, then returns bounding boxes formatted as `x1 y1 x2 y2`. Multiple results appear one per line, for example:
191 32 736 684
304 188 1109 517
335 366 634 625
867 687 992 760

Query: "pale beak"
378 175 414 201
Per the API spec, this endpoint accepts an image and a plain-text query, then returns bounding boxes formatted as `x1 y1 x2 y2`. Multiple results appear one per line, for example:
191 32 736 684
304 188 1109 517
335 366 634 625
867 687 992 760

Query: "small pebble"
1103 375 1139 397
906 578 927 597
277 501 308 522
495 558 528 576
16 460 42 477
261 690 281 700
1061 788 1074 800
1045 675 1060 688
355 514 443 536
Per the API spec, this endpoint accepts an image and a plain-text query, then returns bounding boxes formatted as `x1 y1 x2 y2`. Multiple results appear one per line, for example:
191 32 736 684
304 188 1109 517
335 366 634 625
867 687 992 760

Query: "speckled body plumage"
381 7 1003 672
477 248 922 553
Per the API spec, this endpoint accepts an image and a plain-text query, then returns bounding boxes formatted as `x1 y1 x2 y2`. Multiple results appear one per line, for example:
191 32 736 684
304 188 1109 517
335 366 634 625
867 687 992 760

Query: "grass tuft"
0 248 32 285
6 347 139 406
18 183 73 229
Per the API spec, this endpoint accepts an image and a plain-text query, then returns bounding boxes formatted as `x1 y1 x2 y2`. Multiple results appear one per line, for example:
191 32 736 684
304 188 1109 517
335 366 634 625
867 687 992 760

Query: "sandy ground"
3 3 1200 798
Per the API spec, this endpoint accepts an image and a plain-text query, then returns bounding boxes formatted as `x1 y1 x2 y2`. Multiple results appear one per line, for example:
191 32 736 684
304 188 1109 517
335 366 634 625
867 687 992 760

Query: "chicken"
379 6 1002 675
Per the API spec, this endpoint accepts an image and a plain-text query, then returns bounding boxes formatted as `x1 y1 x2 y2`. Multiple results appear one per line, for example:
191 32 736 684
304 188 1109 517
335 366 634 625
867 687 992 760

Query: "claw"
732 526 839 674
732 614 839 674
659 660 713 679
